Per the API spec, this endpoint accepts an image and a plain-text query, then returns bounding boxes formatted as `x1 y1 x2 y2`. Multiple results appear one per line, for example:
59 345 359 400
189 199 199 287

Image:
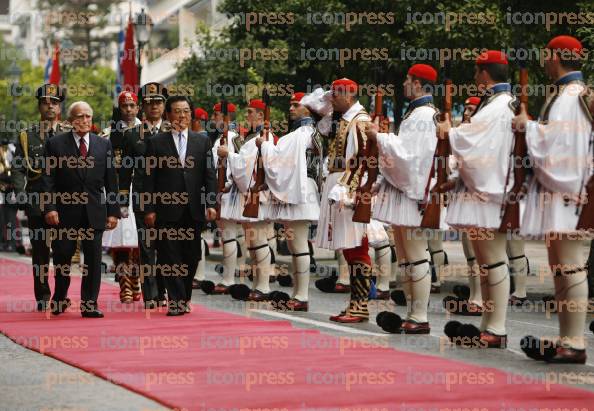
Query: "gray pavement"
1 238 593 410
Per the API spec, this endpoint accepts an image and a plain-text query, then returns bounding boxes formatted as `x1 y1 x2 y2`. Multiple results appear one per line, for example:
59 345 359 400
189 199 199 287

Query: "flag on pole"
114 22 125 104
48 43 61 84
43 53 52 83
120 17 138 92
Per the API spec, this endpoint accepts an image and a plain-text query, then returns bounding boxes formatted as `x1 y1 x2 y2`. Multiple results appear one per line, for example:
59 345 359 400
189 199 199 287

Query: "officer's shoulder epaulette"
25 124 39 134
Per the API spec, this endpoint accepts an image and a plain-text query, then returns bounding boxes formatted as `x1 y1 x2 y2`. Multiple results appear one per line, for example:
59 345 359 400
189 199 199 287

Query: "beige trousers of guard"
546 235 588 350
469 230 510 336
392 226 431 323
462 235 528 304
242 221 274 293
283 221 311 301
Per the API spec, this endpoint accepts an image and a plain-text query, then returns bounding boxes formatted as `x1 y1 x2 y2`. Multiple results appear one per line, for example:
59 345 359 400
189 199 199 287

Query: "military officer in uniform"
11 84 69 311
119 82 169 308
102 91 142 303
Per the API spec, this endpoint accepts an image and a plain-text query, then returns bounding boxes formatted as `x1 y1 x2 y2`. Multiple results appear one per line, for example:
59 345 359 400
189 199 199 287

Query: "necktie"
47 128 54 140
178 133 186 165
79 137 87 158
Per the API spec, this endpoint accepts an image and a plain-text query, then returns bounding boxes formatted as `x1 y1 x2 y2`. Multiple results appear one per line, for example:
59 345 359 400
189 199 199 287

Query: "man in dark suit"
118 83 169 308
144 95 217 316
42 101 120 318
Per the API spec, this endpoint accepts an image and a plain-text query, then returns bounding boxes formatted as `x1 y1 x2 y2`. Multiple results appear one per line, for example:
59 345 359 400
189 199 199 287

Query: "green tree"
39 0 114 67
175 0 593 124
63 65 116 128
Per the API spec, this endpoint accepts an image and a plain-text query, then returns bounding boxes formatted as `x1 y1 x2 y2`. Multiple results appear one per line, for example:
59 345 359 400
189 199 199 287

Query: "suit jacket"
42 131 120 229
118 121 169 213
143 130 216 224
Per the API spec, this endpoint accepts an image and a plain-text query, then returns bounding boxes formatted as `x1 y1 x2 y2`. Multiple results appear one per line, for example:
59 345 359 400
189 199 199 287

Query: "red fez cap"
476 50 508 65
547 35 582 53
290 92 305 103
465 97 481 106
213 102 236 113
248 99 266 110
408 64 438 83
118 91 138 105
331 78 358 94
194 108 208 121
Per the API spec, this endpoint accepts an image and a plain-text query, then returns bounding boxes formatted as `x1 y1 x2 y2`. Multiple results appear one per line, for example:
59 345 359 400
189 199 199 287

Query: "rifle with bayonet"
215 100 230 220
243 89 270 218
351 91 383 223
499 65 530 233
420 73 452 229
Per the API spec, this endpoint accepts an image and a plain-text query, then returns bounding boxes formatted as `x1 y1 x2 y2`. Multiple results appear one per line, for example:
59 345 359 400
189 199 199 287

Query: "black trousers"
28 214 51 302
0 203 17 250
51 212 103 310
135 213 166 301
155 209 202 308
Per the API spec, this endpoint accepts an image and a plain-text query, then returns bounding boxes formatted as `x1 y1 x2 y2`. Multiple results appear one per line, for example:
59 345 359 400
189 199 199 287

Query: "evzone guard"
439 50 517 348
367 64 440 334
252 92 322 310
201 102 245 295
315 78 374 323
515 35 593 364
218 98 278 301
444 96 531 315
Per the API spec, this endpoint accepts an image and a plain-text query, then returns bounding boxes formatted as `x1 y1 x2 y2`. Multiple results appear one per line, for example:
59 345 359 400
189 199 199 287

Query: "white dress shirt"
73 132 90 151
172 128 188 165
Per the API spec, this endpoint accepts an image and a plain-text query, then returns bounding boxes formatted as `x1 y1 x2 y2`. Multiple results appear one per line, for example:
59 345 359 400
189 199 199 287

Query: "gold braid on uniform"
346 121 368 194
327 120 348 173
335 114 368 194
19 130 42 180
114 148 123 169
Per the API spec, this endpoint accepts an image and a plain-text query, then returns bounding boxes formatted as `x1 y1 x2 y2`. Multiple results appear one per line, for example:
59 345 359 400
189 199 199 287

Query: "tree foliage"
0 36 116 141
175 0 593 122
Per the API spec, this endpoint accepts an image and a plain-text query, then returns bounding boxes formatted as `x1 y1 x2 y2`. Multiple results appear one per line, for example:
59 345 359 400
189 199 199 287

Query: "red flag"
121 18 138 91
49 43 61 85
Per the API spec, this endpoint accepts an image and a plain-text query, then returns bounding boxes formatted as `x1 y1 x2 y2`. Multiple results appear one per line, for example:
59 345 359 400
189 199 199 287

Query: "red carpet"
1 257 593 409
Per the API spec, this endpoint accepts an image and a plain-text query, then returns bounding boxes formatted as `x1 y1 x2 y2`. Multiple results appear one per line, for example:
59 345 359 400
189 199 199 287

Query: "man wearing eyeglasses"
143 95 217 316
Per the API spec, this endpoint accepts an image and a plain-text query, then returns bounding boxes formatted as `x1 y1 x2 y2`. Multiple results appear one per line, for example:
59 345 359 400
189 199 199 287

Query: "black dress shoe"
81 309 104 318
36 300 50 312
166 308 184 316
144 300 158 309
50 298 72 316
